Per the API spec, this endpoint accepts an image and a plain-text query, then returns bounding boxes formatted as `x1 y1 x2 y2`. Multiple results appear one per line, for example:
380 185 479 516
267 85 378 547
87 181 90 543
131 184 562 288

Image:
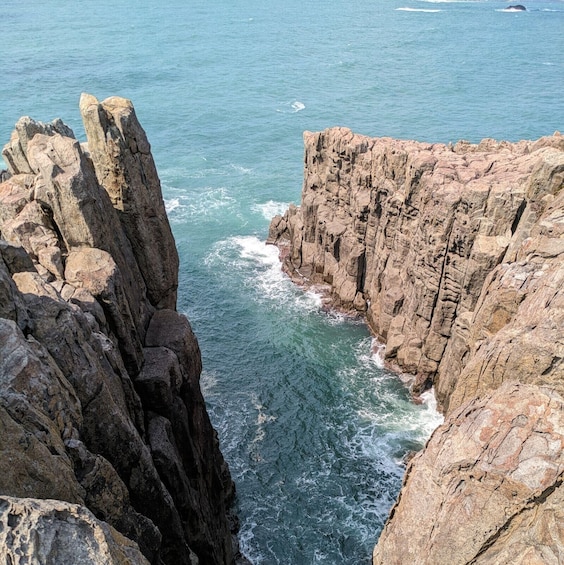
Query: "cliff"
268 127 564 563
0 95 240 564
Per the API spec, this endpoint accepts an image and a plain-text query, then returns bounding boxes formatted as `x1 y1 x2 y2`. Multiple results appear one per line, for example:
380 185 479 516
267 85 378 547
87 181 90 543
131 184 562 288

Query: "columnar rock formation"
0 95 239 564
268 127 564 563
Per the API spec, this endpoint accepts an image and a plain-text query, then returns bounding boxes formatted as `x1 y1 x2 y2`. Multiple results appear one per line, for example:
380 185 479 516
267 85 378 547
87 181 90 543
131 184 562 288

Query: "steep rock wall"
268 127 564 563
268 127 564 411
0 95 240 564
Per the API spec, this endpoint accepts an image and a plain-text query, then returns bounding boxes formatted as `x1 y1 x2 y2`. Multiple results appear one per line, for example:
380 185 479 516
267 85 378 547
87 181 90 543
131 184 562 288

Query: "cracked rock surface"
268 127 564 563
373 382 564 565
0 95 240 564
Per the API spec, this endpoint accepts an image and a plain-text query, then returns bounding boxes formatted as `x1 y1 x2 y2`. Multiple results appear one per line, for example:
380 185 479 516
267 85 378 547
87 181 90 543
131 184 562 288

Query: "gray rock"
0 98 239 564
0 496 150 565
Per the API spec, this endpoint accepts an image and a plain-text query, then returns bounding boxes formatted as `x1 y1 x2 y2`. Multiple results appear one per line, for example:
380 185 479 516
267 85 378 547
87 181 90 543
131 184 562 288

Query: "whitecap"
276 100 306 113
418 387 444 436
370 339 386 369
164 197 181 213
291 100 305 112
200 370 218 396
396 7 442 11
163 187 237 224
205 235 324 313
229 163 253 174
251 200 291 220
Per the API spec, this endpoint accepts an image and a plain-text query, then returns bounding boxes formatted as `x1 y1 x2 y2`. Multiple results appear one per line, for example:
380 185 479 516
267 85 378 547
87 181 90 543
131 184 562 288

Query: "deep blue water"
2 1 563 563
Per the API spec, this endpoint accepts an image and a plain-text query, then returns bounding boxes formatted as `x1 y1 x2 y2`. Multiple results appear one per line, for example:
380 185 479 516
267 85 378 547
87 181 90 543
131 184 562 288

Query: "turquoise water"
2 1 563 563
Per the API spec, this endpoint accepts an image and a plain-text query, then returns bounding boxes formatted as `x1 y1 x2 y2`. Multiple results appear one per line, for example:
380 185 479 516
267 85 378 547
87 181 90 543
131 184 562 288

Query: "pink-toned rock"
269 128 564 406
373 382 564 565
269 128 564 563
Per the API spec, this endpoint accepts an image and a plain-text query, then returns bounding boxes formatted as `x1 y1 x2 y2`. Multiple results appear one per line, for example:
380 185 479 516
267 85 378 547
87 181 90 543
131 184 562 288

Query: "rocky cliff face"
0 95 239 564
268 127 564 563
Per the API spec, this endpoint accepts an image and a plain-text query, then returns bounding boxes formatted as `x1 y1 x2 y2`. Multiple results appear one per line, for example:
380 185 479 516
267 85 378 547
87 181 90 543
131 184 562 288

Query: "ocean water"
2 0 563 563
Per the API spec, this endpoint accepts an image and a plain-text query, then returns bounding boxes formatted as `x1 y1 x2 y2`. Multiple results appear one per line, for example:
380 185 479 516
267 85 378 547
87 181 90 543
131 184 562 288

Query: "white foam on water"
418 387 444 436
234 235 282 267
229 163 253 174
164 197 181 213
276 100 306 113
238 521 263 564
396 7 442 11
250 392 277 452
251 200 291 221
207 235 324 313
370 339 386 369
324 310 348 326
162 187 237 224
291 100 305 112
200 370 219 396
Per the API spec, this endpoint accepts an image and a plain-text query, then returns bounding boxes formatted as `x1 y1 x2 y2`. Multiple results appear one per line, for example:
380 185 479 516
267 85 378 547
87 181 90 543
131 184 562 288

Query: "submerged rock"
0 96 240 564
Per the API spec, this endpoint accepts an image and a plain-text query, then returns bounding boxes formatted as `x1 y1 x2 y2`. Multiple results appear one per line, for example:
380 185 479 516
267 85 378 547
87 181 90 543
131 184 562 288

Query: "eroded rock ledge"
268 127 564 563
0 95 240 564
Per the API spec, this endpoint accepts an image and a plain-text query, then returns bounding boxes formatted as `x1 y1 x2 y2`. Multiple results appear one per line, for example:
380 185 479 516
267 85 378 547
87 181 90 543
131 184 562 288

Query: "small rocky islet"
1 97 564 564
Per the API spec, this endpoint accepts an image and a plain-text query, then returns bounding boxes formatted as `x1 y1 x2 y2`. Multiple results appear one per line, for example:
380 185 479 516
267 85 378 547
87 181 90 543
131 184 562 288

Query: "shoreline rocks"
268 127 564 563
0 95 241 564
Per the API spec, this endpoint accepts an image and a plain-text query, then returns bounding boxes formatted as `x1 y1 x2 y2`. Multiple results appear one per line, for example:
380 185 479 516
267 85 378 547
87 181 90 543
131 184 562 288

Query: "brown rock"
269 128 564 410
0 98 239 564
80 93 179 310
269 128 564 563
373 382 564 565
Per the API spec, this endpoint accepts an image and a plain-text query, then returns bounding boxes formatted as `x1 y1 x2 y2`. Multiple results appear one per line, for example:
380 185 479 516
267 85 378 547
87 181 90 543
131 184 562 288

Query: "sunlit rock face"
268 127 564 564
0 95 240 565
269 128 564 411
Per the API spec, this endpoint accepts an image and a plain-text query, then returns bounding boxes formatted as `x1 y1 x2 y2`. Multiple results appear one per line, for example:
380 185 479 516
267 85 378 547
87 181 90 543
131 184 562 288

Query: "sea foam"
251 200 292 220
396 7 442 12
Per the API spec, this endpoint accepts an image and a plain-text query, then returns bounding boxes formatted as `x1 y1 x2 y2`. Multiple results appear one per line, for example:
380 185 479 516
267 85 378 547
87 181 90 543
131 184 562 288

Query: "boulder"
0 496 149 565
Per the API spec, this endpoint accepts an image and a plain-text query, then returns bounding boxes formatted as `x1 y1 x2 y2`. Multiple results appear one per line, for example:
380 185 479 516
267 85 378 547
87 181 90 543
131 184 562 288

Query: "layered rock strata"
268 127 564 563
0 95 239 564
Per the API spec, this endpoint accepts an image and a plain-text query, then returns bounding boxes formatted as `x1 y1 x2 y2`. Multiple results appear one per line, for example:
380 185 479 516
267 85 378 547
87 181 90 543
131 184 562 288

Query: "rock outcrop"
0 95 239 564
268 127 564 563
373 382 564 564
0 496 150 565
